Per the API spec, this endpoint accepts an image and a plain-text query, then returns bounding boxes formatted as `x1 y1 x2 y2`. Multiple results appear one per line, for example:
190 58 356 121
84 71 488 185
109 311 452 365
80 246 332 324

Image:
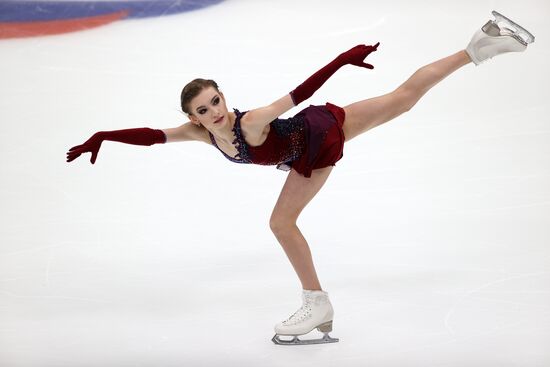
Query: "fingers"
366 43 379 54
67 147 78 161
356 42 380 50
361 63 374 69
67 144 82 162
65 150 97 164
65 149 97 164
66 145 86 163
66 142 99 164
91 151 98 164
66 151 80 162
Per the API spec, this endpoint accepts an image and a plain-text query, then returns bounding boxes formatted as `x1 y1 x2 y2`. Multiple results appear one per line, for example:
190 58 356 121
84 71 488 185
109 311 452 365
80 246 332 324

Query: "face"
188 87 229 129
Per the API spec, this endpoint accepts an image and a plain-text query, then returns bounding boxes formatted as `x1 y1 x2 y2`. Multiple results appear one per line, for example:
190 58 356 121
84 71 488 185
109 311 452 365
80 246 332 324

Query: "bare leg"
342 50 472 142
270 166 334 291
268 51 471 290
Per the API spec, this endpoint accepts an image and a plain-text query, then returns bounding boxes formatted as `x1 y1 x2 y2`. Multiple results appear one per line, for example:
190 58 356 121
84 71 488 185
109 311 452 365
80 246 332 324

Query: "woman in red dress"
66 11 534 345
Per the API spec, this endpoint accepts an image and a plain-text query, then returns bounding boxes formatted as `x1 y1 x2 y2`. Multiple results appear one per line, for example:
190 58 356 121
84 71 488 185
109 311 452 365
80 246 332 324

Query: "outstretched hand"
66 132 104 164
337 42 380 69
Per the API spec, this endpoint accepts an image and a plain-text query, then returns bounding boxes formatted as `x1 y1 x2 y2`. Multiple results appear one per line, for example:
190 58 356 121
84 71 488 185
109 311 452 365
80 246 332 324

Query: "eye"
198 108 207 115
213 96 220 105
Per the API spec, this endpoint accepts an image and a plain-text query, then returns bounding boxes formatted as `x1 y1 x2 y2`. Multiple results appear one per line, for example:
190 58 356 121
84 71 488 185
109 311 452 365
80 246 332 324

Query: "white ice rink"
1 0 549 366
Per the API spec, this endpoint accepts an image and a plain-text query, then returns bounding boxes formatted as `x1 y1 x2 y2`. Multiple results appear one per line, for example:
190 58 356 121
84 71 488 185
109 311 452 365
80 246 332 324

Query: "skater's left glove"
336 43 380 70
290 42 380 106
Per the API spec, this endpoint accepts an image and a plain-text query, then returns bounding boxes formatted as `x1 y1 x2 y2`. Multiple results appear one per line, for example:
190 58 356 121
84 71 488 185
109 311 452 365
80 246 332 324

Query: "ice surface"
1 1 549 366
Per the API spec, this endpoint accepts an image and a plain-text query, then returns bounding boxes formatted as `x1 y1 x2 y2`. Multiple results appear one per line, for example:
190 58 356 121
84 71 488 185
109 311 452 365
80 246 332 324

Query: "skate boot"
272 289 339 345
466 10 535 65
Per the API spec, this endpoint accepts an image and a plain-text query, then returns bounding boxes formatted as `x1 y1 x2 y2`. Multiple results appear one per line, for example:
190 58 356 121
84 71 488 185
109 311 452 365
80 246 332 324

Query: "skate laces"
283 300 313 325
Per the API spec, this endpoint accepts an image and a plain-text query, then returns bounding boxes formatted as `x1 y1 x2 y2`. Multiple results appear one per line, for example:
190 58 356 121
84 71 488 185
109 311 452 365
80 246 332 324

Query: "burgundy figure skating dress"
208 102 346 178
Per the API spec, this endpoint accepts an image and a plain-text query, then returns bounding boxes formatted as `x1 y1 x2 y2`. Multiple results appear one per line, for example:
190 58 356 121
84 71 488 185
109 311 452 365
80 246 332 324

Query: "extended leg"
342 50 471 142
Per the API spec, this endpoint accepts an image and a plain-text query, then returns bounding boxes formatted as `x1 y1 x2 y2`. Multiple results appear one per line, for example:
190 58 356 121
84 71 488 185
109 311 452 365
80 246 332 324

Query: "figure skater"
66 11 534 345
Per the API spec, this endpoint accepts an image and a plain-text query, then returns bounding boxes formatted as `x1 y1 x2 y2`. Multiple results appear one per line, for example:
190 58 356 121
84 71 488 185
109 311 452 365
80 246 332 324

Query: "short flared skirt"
290 102 346 178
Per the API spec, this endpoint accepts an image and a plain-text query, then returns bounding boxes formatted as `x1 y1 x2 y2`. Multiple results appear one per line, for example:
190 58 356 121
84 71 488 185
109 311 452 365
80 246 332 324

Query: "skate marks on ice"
443 270 550 336
326 17 386 38
0 288 112 305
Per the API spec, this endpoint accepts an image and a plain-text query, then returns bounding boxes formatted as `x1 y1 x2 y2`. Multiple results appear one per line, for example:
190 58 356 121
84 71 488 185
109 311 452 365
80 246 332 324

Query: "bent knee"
269 215 297 235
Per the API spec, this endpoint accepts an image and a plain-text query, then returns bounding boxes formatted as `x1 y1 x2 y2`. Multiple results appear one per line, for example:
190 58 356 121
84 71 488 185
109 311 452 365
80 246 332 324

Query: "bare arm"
240 94 295 132
241 44 379 133
162 121 210 144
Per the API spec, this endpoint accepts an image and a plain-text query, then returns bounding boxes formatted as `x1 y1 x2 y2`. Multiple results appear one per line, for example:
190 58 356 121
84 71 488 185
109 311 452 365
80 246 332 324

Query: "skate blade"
492 10 535 45
272 332 339 346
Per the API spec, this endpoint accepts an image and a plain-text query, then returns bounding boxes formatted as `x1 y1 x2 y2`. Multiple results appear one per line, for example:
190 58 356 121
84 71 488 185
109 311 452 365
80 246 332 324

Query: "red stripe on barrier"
0 10 129 39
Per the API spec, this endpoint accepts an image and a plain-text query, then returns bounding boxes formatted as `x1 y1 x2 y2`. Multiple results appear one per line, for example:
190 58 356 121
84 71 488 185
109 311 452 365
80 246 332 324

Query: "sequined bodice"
208 108 306 170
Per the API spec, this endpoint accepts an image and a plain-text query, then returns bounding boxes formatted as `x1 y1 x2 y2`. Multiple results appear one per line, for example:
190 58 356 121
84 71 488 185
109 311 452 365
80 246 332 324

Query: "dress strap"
208 131 218 146
207 108 252 164
230 108 252 162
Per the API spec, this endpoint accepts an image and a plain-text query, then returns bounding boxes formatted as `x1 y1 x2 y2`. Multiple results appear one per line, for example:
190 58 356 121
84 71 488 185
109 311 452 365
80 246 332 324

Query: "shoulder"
239 111 269 144
196 126 213 145
181 121 212 145
240 94 295 133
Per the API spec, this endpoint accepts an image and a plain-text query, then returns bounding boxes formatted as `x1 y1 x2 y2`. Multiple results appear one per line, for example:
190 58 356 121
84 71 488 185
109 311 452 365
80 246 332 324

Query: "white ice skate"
466 10 535 65
272 289 339 345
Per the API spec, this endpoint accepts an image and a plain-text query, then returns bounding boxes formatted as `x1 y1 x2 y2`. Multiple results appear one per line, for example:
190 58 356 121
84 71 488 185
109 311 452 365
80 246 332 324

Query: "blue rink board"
0 0 225 22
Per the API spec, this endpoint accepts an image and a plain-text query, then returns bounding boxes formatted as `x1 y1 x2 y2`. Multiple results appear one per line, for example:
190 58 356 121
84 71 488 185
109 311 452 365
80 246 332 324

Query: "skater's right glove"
66 128 166 164
290 42 380 106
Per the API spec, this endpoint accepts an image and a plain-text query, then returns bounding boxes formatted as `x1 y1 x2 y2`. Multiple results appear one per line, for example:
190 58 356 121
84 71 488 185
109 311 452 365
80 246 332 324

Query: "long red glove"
66 128 166 164
290 42 380 106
